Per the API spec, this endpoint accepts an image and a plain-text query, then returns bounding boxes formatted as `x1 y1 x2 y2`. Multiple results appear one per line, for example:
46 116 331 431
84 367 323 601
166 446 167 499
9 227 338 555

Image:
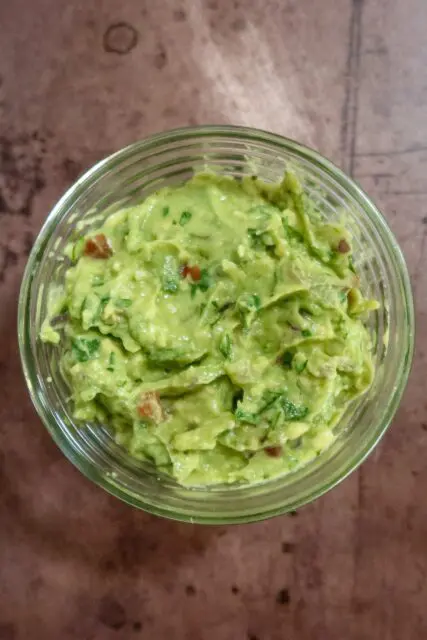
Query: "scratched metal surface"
0 1 425 639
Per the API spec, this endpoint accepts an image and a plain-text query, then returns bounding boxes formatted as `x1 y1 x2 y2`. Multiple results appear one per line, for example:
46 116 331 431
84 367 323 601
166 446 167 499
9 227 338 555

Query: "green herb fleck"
115 298 133 308
235 408 260 425
219 334 232 359
280 398 308 421
162 206 170 217
179 210 192 226
94 294 111 321
72 337 100 362
198 268 212 292
238 293 261 313
281 351 294 369
282 217 304 243
259 390 282 412
294 359 307 374
301 329 312 338
248 227 263 249
107 352 116 372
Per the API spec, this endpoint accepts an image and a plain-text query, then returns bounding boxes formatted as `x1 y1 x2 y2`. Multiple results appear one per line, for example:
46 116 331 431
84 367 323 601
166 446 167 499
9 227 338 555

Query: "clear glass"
18 126 414 524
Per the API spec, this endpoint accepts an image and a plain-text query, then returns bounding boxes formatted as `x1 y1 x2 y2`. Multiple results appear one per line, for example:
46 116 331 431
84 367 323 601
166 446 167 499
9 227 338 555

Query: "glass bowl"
18 126 414 524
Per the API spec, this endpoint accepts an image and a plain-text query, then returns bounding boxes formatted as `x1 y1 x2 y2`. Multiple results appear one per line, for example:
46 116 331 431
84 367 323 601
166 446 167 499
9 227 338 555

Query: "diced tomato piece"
180 264 201 281
181 264 191 278
264 446 282 457
137 392 164 424
190 265 201 281
83 234 112 259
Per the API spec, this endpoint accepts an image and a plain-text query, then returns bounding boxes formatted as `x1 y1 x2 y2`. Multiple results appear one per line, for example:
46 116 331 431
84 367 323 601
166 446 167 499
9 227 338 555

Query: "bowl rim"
18 124 415 523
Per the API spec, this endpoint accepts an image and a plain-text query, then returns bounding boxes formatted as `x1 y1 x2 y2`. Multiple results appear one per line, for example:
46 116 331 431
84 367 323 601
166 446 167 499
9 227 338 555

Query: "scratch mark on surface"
355 145 427 158
375 190 427 196
340 0 365 176
353 172 394 179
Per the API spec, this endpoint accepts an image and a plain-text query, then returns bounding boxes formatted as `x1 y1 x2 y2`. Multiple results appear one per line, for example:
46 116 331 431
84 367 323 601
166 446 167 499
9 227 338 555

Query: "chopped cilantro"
234 408 260 425
281 351 294 369
280 398 308 421
247 227 263 249
259 389 283 411
107 351 116 371
198 268 212 292
72 337 100 362
294 359 307 374
93 294 111 321
238 293 261 313
162 206 170 217
179 210 192 226
219 334 232 359
301 329 312 338
282 217 304 243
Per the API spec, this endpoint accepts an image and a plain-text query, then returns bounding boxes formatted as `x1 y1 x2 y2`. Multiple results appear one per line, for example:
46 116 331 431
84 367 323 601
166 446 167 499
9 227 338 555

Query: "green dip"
41 172 378 486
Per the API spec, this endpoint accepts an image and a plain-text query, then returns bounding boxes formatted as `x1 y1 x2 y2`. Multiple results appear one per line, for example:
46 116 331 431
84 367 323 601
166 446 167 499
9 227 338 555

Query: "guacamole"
41 172 378 486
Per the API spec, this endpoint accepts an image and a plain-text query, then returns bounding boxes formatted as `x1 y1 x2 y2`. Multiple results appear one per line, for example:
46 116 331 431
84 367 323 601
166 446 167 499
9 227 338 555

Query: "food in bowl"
41 171 379 487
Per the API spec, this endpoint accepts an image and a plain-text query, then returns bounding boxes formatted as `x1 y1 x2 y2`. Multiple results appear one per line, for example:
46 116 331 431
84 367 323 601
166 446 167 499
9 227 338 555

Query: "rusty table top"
1 1 426 639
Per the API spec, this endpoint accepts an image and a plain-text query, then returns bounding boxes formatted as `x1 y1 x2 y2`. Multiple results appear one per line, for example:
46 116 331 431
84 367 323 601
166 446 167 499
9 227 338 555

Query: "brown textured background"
0 0 426 638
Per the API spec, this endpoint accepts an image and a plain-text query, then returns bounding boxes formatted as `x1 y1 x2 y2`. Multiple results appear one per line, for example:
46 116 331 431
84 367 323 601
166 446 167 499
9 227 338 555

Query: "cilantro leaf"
179 210 192 226
294 359 307 374
219 334 232 359
107 351 116 371
280 398 308 421
72 337 100 362
238 293 261 313
282 217 304 243
234 408 260 425
198 268 212 292
281 351 294 369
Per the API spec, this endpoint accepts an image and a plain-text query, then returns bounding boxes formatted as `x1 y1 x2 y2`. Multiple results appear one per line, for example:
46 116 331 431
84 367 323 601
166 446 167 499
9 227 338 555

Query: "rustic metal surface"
0 0 425 638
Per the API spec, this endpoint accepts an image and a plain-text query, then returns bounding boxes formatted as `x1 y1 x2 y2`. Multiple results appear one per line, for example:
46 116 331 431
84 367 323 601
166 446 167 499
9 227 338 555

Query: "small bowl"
18 126 414 524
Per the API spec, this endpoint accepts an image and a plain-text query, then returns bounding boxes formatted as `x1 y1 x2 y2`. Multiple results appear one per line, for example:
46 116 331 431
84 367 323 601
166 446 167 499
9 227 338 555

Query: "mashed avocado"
41 172 378 486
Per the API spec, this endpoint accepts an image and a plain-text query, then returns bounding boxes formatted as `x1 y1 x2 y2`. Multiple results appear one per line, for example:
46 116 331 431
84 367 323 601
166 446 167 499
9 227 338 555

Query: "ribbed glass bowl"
18 126 414 524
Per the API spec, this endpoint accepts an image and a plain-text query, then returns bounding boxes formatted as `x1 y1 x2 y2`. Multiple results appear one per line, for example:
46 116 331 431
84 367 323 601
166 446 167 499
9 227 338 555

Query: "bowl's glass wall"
18 126 414 523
